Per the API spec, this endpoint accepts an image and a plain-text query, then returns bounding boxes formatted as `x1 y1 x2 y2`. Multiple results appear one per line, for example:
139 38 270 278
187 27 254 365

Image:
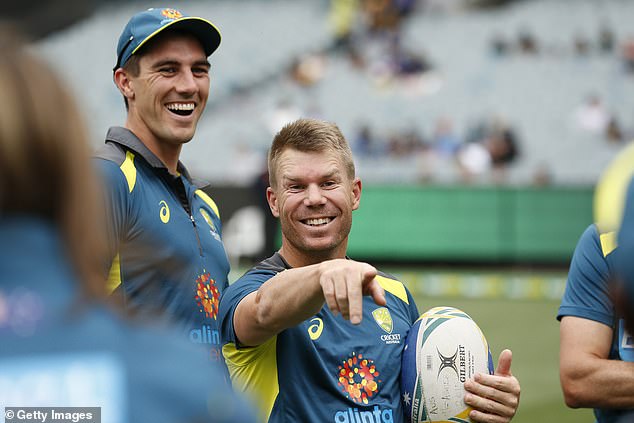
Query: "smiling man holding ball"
218 118 520 423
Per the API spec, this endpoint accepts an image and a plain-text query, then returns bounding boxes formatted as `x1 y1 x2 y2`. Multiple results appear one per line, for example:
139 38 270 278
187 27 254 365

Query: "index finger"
347 274 363 325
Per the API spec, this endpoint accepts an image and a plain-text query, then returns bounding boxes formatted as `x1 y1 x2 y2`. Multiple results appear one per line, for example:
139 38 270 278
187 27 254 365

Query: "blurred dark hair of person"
0 25 105 295
613 178 634 335
0 25 255 423
605 117 625 143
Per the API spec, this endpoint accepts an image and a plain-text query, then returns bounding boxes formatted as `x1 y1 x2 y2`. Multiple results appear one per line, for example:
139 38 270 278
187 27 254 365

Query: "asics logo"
308 317 324 340
159 200 170 223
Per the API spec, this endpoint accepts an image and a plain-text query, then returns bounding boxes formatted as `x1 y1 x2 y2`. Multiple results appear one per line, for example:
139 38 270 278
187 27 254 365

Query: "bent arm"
233 259 384 347
560 316 634 408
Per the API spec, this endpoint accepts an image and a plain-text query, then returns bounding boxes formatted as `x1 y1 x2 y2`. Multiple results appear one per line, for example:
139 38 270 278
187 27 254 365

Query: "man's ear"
113 68 135 102
266 187 280 218
351 177 362 211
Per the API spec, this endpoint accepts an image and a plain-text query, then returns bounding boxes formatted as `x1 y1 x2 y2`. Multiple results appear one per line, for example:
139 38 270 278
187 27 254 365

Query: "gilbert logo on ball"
401 307 494 423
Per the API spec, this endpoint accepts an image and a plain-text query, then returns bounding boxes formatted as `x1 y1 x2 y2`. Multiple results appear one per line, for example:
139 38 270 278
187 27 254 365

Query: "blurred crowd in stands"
351 115 520 184
259 0 633 186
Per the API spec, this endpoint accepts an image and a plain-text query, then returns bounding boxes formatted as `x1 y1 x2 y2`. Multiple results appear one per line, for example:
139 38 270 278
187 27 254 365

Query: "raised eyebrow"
282 169 340 185
151 59 179 69
151 59 210 69
194 60 211 69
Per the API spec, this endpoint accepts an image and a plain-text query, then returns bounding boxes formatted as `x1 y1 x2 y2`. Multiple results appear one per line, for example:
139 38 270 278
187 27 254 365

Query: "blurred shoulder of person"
0 25 255 423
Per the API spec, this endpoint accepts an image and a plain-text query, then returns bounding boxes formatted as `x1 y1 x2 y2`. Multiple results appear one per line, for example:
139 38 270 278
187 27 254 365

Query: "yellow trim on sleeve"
222 337 278 422
119 151 137 193
107 253 122 293
375 275 409 304
195 189 220 218
599 231 617 257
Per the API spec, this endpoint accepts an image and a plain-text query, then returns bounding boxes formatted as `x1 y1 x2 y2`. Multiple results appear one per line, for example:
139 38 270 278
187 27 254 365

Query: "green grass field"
411 295 594 422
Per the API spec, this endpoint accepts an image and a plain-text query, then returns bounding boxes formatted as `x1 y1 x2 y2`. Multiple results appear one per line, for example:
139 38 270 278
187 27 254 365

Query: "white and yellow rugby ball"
401 307 493 423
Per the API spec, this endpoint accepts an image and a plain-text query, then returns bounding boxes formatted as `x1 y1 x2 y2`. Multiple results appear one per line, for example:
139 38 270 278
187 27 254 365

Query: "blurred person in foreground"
0 26 255 422
94 8 229 364
219 118 520 422
558 143 634 422
609 178 634 423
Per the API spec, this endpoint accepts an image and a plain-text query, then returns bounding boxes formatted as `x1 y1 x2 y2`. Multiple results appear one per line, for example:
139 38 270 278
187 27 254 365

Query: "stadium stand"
36 0 634 186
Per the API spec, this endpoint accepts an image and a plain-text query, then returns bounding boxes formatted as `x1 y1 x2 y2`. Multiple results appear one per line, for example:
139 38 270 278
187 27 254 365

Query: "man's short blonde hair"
268 118 355 189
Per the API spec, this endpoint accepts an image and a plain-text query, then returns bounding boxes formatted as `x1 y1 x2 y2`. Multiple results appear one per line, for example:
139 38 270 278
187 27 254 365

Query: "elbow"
252 289 280 331
561 385 583 409
560 375 592 408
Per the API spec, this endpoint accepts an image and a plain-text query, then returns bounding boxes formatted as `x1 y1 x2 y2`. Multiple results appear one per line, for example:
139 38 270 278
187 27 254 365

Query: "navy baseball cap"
114 7 221 71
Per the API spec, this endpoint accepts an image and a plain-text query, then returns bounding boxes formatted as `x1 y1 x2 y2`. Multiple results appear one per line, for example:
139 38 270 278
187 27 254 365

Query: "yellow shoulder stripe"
599 231 617 257
195 189 220 218
119 151 137 193
375 275 409 304
223 337 278 422
107 253 122 293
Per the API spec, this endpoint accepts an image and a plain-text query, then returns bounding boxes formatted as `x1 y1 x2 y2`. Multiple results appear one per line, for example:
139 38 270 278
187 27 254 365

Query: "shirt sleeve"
405 287 420 324
219 269 277 347
557 224 615 327
94 158 131 268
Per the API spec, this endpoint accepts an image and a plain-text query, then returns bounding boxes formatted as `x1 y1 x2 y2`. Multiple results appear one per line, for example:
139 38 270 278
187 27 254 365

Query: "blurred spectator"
432 117 462 158
329 0 360 49
362 0 402 35
265 98 303 136
621 36 634 74
533 163 553 187
605 118 625 144
598 25 615 54
353 124 380 157
488 124 519 168
458 117 519 182
517 28 539 55
573 94 610 134
457 141 492 180
573 33 591 56
490 33 511 57
0 25 255 423
290 52 328 87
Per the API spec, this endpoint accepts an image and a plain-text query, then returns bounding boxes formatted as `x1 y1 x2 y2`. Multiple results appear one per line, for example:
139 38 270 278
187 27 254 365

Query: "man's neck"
124 123 182 174
278 244 347 268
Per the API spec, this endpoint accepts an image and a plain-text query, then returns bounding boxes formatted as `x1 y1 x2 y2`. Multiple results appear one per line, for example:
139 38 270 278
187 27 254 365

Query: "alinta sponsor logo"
194 272 219 320
337 353 381 405
333 406 394 423
189 324 220 345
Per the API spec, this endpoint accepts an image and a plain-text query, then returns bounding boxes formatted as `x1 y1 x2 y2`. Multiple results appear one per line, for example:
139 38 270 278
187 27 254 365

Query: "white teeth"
166 103 194 111
305 218 331 226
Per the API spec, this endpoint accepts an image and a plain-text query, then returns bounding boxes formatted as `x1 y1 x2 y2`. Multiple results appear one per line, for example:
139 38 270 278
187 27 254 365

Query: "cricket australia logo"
437 347 459 379
199 208 221 242
373 307 401 345
161 8 182 19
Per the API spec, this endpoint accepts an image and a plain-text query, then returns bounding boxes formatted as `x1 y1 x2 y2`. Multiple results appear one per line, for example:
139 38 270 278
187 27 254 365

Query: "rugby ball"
401 306 494 423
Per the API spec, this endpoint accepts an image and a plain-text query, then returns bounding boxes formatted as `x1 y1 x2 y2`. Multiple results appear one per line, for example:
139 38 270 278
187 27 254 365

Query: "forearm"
254 264 327 330
234 263 326 346
561 356 634 408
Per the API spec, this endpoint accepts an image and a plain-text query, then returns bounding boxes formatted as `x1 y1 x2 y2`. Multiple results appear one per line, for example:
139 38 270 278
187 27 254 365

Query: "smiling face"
115 32 210 165
267 148 361 267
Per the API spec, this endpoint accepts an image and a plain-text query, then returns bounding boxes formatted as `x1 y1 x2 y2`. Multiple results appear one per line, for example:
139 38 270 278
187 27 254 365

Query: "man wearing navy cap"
95 8 229 366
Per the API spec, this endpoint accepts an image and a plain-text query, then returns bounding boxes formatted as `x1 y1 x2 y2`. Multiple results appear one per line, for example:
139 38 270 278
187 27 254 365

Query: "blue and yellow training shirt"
219 253 419 423
95 126 229 364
